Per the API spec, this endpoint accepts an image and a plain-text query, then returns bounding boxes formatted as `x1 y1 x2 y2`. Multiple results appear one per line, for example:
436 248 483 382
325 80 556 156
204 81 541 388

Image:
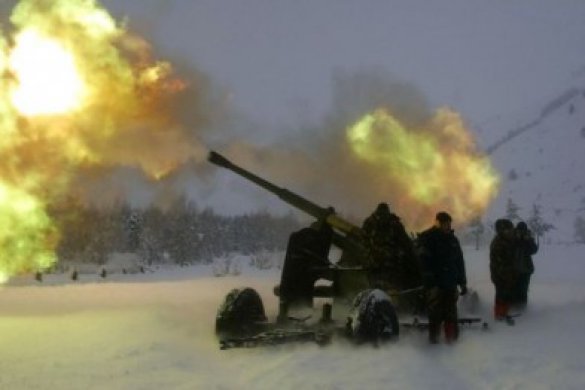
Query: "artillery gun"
209 151 480 348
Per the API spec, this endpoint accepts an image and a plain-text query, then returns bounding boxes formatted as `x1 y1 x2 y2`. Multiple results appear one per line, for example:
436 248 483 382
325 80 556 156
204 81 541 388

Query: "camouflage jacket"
489 235 517 286
362 212 422 289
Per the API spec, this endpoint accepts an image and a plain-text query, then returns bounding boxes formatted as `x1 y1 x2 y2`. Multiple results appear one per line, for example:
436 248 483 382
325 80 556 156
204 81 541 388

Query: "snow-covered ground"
1 245 584 390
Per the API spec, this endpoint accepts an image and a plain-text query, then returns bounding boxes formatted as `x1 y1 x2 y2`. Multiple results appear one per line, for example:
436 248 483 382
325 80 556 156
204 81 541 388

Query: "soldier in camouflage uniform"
362 203 421 291
418 212 467 344
490 219 518 323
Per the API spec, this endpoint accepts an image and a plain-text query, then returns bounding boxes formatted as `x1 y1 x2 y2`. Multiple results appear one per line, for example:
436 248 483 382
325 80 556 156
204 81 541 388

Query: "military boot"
493 300 510 321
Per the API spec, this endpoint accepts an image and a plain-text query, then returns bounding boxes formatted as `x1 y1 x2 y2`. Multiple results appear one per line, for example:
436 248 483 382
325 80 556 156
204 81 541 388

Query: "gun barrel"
208 151 360 236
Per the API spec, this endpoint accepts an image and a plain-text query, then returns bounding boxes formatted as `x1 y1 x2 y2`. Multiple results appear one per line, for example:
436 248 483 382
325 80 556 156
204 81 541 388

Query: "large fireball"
0 0 204 281
9 30 86 116
347 108 499 229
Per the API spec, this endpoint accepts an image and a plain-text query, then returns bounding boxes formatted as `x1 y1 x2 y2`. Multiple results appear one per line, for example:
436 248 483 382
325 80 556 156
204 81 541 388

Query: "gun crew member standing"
418 212 468 344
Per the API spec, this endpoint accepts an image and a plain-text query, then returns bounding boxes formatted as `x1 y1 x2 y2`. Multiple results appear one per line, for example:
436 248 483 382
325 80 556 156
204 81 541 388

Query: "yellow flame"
0 183 57 282
9 29 86 116
0 0 199 281
347 108 499 229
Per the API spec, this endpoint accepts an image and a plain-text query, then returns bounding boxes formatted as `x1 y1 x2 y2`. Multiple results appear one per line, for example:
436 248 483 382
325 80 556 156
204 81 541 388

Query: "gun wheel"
215 287 267 337
349 288 399 343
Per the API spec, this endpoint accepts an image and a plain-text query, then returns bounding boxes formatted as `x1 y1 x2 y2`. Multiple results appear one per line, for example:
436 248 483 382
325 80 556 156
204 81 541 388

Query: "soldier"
362 203 421 291
513 221 538 310
489 219 517 324
417 212 468 344
278 220 334 315
362 203 400 236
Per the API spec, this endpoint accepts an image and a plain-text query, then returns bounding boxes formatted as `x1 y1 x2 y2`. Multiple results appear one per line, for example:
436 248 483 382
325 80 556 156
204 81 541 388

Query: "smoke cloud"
0 0 215 278
213 69 499 230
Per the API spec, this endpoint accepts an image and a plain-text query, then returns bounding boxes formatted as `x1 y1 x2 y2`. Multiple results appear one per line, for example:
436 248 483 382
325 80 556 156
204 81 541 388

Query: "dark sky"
100 0 585 136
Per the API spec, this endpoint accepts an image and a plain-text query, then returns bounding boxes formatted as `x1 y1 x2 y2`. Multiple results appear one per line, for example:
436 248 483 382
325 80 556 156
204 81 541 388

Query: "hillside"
478 86 585 243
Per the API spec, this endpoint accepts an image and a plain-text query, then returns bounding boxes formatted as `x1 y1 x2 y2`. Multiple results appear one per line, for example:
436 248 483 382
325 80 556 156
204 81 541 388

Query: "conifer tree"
527 204 554 242
505 198 521 221
469 218 485 250
574 216 585 244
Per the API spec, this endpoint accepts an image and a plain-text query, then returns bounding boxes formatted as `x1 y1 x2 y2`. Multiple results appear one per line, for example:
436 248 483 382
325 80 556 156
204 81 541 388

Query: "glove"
459 285 468 296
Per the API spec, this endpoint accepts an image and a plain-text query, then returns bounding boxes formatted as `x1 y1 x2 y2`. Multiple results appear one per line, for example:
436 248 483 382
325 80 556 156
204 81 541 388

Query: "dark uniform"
513 221 538 309
490 219 517 320
279 222 333 311
418 212 467 343
362 203 421 291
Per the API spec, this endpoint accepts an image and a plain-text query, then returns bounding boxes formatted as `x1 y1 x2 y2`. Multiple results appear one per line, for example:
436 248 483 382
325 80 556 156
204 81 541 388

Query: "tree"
468 218 485 250
507 169 518 181
527 204 554 243
505 198 521 222
124 209 142 252
138 207 164 265
574 216 585 244
52 196 299 267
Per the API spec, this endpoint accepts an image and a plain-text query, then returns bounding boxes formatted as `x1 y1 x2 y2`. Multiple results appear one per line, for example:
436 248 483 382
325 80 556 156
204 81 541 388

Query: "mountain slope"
479 86 585 242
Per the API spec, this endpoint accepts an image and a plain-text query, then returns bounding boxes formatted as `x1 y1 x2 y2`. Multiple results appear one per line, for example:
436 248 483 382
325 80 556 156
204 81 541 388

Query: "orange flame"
347 108 499 229
0 0 203 280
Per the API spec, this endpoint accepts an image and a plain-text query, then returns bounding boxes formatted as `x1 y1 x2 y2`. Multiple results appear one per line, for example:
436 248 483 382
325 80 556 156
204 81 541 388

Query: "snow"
1 245 584 389
479 86 585 243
